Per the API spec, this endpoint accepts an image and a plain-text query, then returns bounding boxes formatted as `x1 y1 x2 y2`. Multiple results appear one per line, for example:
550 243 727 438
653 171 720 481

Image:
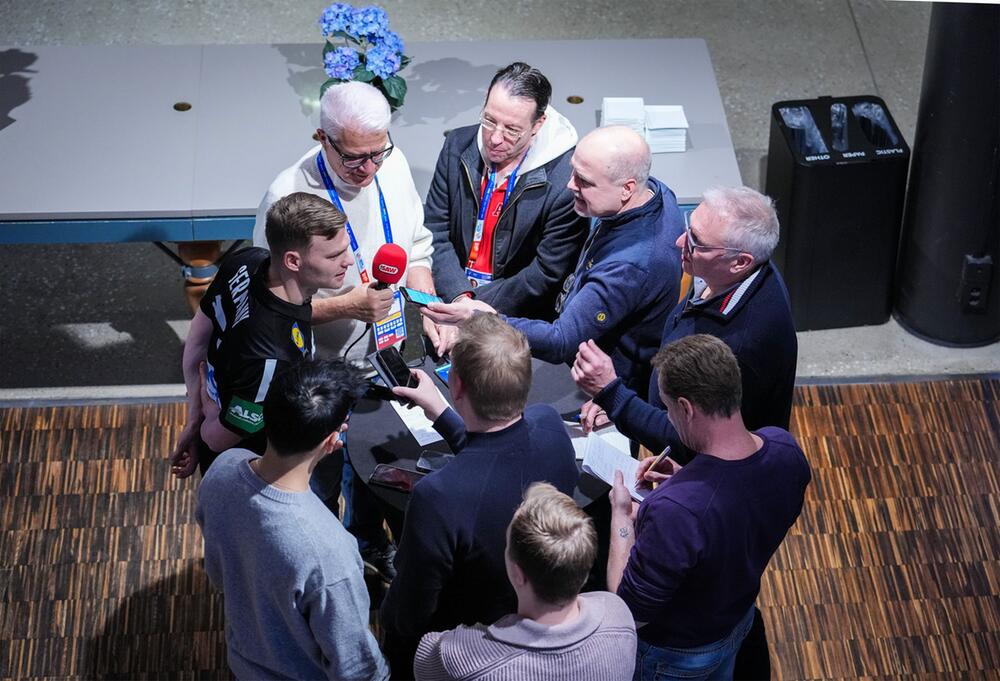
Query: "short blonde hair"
508 483 597 605
450 314 531 421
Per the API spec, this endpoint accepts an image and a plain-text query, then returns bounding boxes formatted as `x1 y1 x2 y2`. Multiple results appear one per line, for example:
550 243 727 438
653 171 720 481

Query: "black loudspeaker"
766 96 909 331
894 3 1000 347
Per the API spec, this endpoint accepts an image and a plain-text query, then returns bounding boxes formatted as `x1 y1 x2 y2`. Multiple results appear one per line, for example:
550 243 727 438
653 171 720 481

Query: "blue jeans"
634 607 755 681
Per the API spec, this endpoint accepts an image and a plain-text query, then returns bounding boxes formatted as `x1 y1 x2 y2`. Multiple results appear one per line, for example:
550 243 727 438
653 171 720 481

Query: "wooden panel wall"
2 380 998 679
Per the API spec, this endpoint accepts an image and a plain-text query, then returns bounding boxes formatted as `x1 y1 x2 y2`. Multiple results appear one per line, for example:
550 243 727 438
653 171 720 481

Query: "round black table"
347 355 610 513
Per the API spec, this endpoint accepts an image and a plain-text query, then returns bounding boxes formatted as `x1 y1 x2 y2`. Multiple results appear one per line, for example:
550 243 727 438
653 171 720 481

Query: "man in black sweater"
381 314 579 679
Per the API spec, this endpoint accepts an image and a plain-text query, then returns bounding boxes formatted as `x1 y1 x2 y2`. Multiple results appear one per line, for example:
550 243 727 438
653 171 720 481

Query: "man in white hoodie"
424 62 588 351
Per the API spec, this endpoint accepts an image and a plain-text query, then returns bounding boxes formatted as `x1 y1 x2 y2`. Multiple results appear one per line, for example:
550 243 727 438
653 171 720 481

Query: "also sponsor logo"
225 397 265 433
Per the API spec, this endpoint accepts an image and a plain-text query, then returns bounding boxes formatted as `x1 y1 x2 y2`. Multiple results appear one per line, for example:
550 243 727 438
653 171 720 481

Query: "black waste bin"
765 95 909 331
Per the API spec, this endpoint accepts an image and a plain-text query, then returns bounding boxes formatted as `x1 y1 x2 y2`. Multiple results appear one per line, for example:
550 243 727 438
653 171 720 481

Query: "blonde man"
415 483 637 681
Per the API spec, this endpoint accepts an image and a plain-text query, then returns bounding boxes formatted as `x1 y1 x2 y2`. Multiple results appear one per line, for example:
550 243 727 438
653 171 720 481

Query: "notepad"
578 433 648 503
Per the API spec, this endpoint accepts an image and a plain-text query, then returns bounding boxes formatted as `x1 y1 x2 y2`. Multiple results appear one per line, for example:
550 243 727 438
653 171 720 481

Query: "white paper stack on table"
645 104 689 153
601 97 646 135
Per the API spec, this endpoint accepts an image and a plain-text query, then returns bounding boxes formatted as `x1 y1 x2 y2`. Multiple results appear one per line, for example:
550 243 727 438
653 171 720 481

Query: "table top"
347 355 609 512
0 39 739 229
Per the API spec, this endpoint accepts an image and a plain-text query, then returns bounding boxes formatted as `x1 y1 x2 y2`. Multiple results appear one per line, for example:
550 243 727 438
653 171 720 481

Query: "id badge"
373 290 407 350
465 267 494 289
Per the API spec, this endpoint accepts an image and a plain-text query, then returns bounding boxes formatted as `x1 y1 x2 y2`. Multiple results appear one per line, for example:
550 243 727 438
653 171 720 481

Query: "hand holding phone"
401 287 444 307
367 346 417 389
391 369 449 421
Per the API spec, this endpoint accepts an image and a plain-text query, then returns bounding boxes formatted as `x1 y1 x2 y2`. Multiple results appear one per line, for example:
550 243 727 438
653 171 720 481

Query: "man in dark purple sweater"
607 334 810 681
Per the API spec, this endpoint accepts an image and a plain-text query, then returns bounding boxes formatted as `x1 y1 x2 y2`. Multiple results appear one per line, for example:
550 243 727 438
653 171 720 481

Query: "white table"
0 39 740 243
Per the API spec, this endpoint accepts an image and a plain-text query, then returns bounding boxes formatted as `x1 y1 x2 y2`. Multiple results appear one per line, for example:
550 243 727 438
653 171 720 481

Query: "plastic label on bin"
852 102 905 155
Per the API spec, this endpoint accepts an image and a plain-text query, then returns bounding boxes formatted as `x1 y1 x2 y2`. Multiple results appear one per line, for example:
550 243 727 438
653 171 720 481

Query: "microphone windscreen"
372 243 408 286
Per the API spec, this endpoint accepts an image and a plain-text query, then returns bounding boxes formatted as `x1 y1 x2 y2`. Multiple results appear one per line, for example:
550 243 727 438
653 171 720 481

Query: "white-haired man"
423 125 685 394
252 81 433 580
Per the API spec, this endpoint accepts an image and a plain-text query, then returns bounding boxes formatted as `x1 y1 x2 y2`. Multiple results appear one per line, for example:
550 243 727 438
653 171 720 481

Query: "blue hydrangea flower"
365 43 401 79
324 46 361 80
350 6 389 40
318 3 354 37
377 29 404 55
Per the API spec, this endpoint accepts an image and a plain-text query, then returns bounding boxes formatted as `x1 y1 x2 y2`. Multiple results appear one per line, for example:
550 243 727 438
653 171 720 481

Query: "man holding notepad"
606 335 810 681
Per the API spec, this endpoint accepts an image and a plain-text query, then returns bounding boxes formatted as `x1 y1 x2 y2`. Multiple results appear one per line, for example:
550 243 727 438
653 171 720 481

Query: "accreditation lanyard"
316 152 393 284
467 151 528 266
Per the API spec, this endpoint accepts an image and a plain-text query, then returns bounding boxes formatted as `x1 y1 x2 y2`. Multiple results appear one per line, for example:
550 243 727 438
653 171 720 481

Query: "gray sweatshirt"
413 591 637 681
196 449 389 680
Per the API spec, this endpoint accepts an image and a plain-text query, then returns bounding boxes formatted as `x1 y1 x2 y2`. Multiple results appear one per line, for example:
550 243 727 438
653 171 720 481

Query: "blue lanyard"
316 151 393 283
477 151 528 221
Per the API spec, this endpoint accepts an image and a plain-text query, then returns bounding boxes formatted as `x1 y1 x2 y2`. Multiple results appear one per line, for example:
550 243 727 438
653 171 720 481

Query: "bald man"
424 126 685 391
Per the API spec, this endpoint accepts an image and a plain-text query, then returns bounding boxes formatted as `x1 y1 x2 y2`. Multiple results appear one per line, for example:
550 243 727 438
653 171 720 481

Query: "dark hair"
652 334 743 417
450 314 531 421
487 62 551 120
508 483 597 605
263 359 366 456
265 192 346 257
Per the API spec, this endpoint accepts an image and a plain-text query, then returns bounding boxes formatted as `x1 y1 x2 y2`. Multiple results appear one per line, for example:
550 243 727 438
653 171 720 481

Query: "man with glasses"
423 125 685 395
571 185 797 680
423 62 588 353
251 80 436 582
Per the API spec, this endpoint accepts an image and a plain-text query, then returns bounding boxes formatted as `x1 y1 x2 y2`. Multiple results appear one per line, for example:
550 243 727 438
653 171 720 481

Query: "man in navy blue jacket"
380 313 579 679
424 126 685 393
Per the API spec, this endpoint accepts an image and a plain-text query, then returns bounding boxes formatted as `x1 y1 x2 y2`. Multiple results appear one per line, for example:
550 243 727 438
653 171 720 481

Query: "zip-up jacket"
507 178 685 391
425 108 588 320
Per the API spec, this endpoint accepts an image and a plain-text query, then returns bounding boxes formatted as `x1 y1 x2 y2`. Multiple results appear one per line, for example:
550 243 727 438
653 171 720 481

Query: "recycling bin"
765 95 909 331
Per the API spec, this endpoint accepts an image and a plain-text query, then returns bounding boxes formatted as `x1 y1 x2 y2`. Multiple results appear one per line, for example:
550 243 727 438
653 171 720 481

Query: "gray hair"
319 81 391 141
702 186 780 262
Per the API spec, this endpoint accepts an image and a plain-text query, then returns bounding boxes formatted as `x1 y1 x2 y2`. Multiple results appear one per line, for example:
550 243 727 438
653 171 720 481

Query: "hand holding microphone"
348 244 407 323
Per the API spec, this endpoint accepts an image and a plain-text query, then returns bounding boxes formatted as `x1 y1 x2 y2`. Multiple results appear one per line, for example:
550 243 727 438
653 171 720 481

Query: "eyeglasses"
479 114 527 144
323 131 394 169
685 223 744 256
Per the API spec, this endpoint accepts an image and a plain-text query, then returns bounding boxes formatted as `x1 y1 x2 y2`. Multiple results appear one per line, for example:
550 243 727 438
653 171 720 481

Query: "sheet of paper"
564 421 632 461
580 436 647 502
389 393 445 446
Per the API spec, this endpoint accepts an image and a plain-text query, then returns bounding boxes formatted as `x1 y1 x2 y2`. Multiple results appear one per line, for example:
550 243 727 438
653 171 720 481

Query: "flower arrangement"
319 4 410 110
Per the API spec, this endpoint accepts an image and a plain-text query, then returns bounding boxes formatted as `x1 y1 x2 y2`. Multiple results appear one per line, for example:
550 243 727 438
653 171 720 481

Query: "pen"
639 446 672 484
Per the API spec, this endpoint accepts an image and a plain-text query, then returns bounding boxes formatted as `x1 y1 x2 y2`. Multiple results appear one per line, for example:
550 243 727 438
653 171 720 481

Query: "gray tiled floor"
1 1 997 394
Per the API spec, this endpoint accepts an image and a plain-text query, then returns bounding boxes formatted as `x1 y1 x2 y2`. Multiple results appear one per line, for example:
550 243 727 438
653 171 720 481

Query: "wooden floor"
2 379 999 680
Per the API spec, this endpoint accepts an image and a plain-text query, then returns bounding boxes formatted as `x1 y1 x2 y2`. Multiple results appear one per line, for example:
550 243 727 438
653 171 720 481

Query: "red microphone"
371 243 408 289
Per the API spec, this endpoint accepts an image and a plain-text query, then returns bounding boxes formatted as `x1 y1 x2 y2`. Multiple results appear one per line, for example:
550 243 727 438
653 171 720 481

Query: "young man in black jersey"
171 192 352 478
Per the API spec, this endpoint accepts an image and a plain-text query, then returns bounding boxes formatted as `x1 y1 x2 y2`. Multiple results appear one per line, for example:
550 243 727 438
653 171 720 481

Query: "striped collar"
687 265 767 319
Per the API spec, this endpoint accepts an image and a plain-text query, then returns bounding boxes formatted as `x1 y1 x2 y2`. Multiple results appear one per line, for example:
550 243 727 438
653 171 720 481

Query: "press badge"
465 267 493 288
373 290 407 350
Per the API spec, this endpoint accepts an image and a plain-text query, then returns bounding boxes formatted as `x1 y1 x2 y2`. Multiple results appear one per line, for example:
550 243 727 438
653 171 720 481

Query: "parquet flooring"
1 380 999 679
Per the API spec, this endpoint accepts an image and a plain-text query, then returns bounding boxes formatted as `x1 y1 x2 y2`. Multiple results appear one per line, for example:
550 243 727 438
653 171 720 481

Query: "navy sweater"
618 427 811 648
380 404 579 671
507 178 685 391
596 261 797 462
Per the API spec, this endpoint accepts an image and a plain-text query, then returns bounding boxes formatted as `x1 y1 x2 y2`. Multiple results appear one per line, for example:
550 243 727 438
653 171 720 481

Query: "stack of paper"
601 97 646 134
645 104 689 153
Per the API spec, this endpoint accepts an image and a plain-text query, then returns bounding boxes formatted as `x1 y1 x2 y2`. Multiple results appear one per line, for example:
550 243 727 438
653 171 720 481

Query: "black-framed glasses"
479 114 526 144
324 131 394 169
685 223 744 256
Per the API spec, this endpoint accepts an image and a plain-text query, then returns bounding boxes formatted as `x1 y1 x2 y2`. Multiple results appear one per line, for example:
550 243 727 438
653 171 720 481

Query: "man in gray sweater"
196 359 389 681
414 482 637 680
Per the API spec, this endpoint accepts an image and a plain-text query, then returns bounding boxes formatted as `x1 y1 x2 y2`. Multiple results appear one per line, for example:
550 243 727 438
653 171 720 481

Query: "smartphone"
401 287 443 307
434 361 452 385
368 463 425 493
367 346 417 388
416 450 454 473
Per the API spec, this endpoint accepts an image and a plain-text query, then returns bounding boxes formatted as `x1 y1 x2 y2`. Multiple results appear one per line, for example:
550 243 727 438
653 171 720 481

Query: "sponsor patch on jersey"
225 396 265 433
595 311 608 323
291 322 306 355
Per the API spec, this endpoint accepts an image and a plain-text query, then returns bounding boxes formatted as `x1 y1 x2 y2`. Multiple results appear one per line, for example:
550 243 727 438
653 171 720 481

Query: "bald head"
567 125 653 217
